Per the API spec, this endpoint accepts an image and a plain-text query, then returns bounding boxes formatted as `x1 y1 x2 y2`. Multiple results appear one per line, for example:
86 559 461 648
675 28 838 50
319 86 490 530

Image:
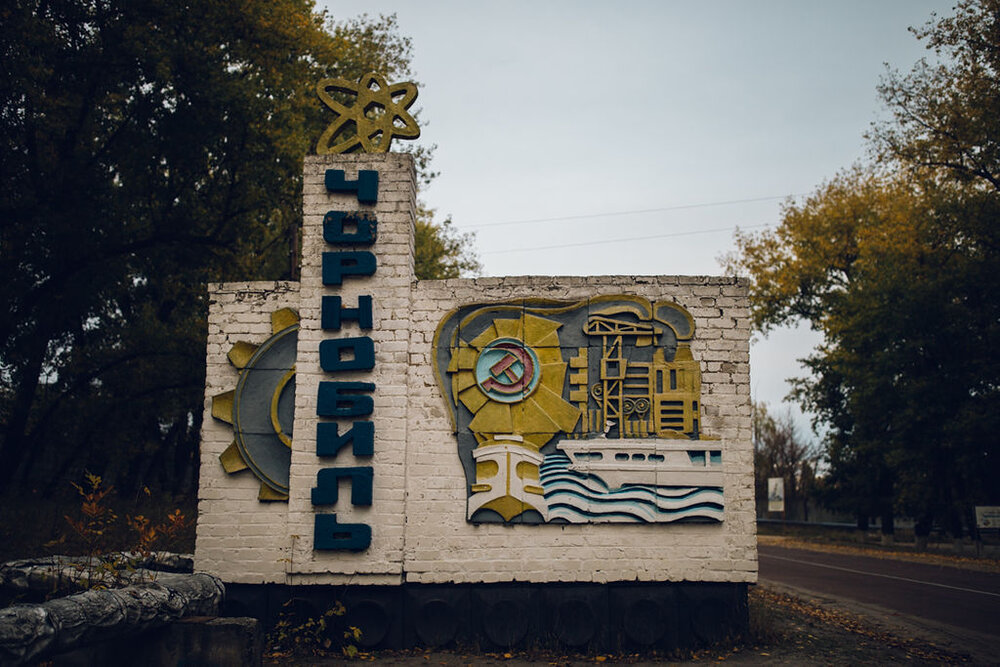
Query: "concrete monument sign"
195 74 756 651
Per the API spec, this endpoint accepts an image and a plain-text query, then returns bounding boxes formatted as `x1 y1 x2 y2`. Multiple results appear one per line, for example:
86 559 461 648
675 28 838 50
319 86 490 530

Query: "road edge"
757 578 995 664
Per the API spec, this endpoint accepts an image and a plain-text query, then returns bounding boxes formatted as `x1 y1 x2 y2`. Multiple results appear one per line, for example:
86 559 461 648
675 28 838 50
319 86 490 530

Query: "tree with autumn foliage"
0 1 476 497
727 0 1000 539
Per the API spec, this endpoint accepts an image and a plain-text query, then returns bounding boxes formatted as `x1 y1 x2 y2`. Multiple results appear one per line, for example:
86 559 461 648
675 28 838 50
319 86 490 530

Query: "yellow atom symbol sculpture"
316 72 420 154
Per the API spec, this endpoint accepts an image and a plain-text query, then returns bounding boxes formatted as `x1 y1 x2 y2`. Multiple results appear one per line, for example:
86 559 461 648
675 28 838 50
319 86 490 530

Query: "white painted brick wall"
194 155 757 585
196 281 300 583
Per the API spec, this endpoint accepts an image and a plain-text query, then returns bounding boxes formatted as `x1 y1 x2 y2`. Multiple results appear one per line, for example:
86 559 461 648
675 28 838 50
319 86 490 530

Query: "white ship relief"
557 438 723 489
556 420 723 490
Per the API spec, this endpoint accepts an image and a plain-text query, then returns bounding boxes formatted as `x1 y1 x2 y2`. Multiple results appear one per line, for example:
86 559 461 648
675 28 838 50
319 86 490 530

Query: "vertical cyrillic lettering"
323 211 377 245
314 513 371 551
317 381 375 417
322 295 373 331
316 421 374 458
320 336 375 372
322 251 376 285
312 466 374 506
325 169 378 205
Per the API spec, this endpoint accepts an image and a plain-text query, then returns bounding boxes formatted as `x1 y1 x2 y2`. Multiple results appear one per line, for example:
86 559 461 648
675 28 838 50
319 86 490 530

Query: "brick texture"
195 155 757 585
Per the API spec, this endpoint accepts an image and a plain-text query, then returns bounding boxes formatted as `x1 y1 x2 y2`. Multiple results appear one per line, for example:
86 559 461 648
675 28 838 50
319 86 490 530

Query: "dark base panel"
223 580 748 652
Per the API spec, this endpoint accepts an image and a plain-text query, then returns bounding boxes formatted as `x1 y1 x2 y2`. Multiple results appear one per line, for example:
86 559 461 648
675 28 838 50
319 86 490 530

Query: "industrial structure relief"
433 296 724 525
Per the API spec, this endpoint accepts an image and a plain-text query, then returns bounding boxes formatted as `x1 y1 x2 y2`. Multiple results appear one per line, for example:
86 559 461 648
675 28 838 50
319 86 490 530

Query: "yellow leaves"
265 599 361 659
730 166 945 333
56 474 190 590
751 584 968 662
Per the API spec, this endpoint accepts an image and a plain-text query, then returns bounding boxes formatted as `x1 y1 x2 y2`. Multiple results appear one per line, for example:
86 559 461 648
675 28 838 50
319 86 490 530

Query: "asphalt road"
758 543 1000 639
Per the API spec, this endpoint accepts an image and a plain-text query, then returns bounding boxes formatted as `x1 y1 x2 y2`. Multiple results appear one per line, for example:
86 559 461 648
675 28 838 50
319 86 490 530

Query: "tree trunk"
0 336 49 488
914 515 932 551
880 509 895 545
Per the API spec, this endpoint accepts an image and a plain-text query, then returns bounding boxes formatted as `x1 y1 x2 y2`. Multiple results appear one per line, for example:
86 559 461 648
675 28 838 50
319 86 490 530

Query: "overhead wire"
463 194 804 229
481 222 773 255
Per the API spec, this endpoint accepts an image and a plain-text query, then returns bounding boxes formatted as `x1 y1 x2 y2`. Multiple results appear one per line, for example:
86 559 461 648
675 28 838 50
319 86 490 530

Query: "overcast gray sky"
321 0 951 439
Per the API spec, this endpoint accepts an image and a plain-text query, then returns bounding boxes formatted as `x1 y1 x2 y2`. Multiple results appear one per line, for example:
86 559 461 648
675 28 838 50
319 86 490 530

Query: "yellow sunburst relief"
316 72 420 154
212 308 300 501
432 296 724 525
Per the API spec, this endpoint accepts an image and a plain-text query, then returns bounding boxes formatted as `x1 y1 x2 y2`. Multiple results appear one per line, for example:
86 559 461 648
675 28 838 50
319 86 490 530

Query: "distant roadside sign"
975 506 1000 529
768 477 785 513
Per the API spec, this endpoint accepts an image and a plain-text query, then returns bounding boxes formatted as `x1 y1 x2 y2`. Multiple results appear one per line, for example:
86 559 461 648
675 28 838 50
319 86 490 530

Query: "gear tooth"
258 484 288 502
271 308 300 333
211 390 235 424
227 341 258 369
219 440 249 473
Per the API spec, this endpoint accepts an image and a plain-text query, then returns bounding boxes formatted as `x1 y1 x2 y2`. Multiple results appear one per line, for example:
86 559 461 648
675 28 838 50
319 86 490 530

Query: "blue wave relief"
540 452 723 523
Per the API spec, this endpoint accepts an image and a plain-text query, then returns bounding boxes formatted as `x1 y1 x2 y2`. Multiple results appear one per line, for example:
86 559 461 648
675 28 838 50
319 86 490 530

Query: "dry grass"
0 486 196 563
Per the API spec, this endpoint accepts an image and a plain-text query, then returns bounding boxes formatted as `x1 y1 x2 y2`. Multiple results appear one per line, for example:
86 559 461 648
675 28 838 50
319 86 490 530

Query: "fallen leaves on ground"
752 586 971 664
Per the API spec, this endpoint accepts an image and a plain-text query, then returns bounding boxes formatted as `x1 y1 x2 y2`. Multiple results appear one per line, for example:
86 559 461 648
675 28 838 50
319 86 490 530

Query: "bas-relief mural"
433 296 724 525
212 308 300 501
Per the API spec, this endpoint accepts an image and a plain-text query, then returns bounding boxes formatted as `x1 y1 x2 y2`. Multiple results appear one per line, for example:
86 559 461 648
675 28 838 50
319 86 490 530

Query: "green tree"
415 205 482 280
0 1 460 494
871 0 1000 191
728 0 1000 539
